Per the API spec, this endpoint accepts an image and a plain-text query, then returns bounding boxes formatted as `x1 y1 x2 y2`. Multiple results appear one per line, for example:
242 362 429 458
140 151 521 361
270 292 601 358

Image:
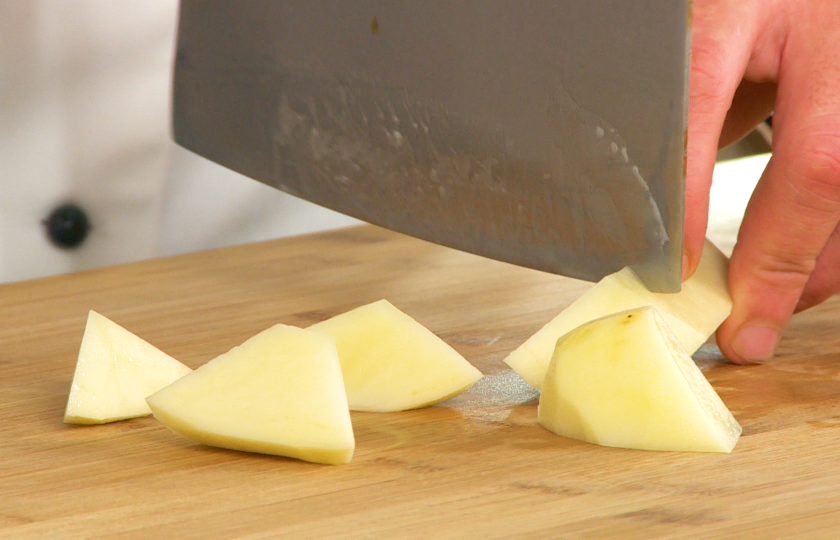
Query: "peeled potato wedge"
64 311 192 425
146 324 354 465
538 306 742 453
505 239 731 390
309 299 482 412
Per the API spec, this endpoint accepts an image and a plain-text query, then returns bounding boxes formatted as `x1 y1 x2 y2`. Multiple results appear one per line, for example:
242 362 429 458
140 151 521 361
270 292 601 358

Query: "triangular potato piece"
64 311 192 425
309 300 482 412
146 324 354 465
538 306 741 453
506 239 731 389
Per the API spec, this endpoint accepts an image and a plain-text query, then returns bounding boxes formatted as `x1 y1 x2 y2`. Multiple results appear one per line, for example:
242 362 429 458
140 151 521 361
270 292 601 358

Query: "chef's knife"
172 1 689 292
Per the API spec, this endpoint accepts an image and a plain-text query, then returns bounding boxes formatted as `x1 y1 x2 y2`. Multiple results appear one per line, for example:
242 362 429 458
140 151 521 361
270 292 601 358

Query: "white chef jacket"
0 1 763 285
0 0 359 284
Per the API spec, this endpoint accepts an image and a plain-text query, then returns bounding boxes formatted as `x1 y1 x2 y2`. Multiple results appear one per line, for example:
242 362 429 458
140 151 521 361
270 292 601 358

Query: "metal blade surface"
173 0 689 292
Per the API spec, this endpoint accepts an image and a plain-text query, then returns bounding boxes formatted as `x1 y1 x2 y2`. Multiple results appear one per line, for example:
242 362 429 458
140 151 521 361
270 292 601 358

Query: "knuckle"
690 70 730 108
797 228 840 311
786 131 840 210
752 254 814 294
689 42 732 106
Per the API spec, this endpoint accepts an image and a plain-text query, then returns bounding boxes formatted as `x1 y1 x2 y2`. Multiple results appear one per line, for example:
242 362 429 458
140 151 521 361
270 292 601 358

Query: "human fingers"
716 1 840 363
683 0 766 280
795 223 840 312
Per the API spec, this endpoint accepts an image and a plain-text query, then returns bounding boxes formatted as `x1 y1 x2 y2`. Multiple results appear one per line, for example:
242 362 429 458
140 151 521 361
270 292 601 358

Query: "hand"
684 0 840 363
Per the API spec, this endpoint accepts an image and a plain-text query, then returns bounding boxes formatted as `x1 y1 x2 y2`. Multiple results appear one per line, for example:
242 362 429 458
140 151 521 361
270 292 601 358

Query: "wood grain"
2 225 840 539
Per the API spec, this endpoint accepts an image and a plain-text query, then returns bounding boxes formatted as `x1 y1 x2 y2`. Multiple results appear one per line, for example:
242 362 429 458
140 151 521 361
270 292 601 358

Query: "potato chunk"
506 240 731 390
146 324 354 465
309 300 482 412
538 307 742 453
64 311 192 425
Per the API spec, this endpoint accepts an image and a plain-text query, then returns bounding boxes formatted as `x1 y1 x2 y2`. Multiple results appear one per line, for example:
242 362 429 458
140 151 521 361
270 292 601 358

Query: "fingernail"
732 325 779 363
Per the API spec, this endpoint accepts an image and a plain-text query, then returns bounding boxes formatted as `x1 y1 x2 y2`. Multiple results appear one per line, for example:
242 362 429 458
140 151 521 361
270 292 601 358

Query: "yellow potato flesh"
146 324 354 465
505 239 732 390
309 299 482 412
538 307 742 453
64 311 192 425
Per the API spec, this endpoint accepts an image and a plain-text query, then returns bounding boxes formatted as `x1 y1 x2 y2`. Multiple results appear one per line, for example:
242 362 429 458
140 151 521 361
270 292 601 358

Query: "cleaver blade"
172 1 689 292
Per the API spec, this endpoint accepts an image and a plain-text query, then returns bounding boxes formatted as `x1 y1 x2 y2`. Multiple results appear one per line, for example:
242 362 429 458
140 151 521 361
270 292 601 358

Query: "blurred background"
0 1 360 284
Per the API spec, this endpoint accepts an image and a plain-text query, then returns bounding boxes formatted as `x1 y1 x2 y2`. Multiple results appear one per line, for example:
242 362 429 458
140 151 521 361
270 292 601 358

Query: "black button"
43 203 91 249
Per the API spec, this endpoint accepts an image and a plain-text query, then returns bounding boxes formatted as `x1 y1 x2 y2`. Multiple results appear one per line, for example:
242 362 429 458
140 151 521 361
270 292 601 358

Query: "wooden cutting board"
3 225 840 539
